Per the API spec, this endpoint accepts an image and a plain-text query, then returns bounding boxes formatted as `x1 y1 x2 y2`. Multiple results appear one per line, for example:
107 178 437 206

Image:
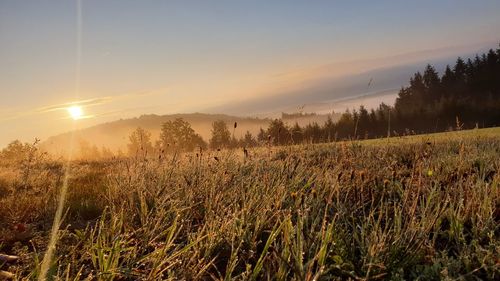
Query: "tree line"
390 46 500 135
127 119 255 156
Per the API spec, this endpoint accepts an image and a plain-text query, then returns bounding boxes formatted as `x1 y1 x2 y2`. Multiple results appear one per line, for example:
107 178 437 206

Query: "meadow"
0 128 499 280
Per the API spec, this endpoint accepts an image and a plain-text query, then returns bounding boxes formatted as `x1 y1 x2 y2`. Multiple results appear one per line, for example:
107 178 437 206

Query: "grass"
0 127 499 280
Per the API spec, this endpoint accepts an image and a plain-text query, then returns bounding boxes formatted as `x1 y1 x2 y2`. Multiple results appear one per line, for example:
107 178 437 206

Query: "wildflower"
427 169 433 177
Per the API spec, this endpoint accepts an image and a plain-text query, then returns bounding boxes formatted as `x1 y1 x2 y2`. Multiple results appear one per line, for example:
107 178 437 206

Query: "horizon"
1 0 500 148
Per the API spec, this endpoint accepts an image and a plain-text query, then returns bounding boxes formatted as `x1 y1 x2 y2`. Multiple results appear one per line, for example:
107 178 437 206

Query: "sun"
67 105 83 120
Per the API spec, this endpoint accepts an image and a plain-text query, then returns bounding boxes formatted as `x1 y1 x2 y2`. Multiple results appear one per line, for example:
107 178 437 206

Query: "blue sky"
1 0 499 147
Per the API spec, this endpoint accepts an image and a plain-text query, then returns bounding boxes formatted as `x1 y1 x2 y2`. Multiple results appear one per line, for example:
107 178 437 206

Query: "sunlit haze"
1 0 499 148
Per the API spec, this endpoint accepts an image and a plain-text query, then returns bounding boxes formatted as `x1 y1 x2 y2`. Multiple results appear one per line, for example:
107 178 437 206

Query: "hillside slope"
40 112 338 156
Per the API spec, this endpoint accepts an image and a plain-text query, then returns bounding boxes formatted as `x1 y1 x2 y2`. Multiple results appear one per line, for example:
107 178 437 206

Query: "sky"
1 0 499 148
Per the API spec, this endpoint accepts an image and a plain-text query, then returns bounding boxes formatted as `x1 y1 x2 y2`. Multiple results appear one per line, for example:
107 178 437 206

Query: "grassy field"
0 128 499 280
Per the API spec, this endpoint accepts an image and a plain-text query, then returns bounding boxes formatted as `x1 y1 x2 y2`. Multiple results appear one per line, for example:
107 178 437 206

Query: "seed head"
383 179 390 187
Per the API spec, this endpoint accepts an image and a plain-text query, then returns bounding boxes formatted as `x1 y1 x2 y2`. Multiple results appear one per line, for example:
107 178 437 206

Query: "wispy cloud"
55 105 162 121
36 97 113 113
0 88 167 122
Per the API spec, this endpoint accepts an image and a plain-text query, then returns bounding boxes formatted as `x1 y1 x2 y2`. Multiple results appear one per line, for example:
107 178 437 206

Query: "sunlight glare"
67 105 83 120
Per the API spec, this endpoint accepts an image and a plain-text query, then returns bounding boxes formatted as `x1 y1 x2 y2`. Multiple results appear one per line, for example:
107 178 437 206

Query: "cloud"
0 88 167 122
37 97 113 113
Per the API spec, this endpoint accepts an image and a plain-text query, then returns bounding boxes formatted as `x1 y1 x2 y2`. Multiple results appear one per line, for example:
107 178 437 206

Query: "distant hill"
40 112 339 156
